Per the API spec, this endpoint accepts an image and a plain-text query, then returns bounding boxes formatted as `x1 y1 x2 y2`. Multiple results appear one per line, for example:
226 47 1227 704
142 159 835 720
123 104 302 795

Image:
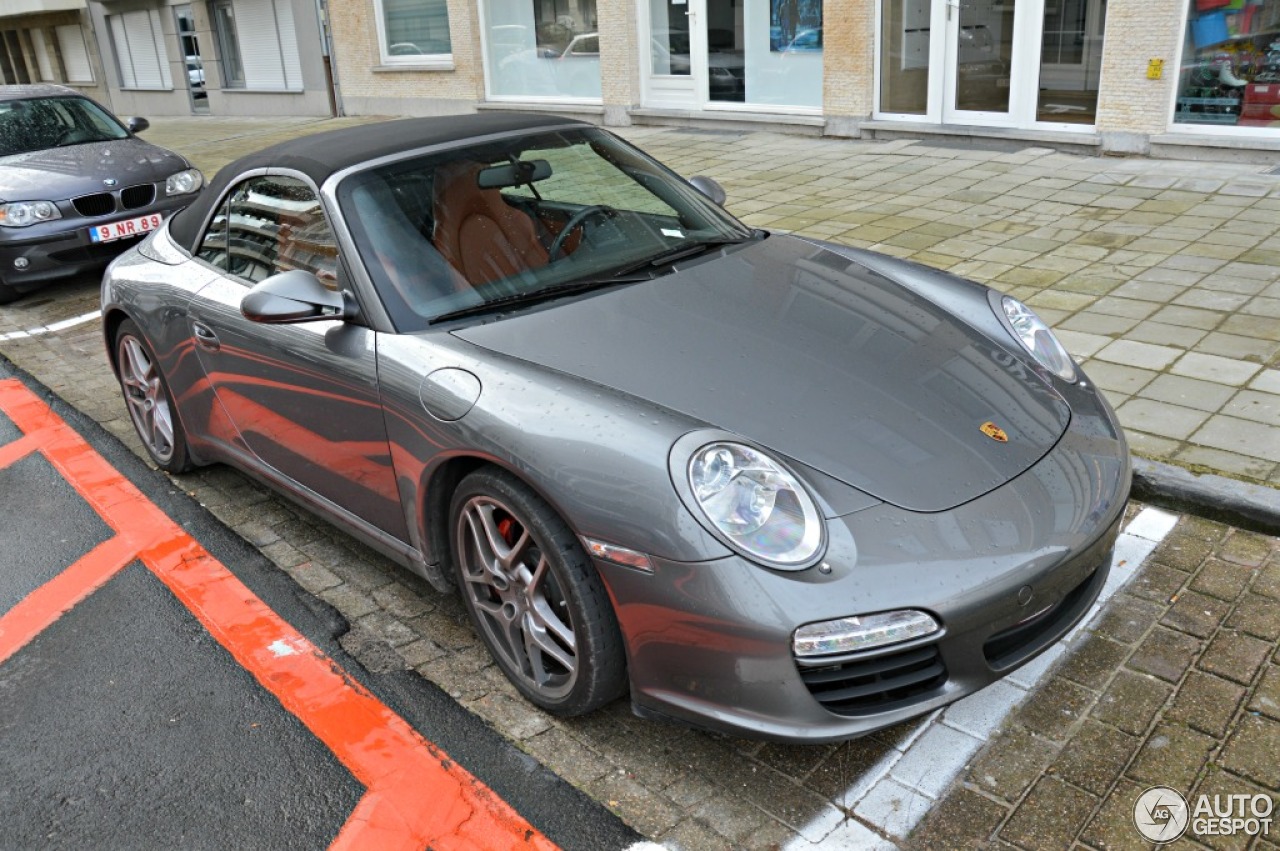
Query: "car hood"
454 235 1071 512
0 137 185 202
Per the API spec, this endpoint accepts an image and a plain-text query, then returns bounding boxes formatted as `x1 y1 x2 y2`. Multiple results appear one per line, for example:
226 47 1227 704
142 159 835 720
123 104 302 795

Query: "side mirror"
126 116 150 134
689 175 726 207
241 269 353 324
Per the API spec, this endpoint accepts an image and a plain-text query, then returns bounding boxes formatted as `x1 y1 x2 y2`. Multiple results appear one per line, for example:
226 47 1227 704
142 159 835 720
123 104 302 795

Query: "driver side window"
195 175 339 288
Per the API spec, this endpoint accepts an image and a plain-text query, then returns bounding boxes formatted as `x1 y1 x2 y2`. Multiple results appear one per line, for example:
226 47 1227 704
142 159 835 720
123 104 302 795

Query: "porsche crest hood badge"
980 421 1009 442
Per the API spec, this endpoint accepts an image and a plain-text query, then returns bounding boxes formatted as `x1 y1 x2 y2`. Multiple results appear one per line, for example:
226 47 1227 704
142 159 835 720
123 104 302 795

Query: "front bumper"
596 380 1131 743
0 195 190 293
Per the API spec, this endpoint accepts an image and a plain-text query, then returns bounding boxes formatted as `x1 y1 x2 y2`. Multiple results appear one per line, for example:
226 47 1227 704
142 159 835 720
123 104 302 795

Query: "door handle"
192 321 220 352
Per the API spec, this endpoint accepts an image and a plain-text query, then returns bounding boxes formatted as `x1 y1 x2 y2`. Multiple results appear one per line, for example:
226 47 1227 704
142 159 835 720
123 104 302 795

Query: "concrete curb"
1132 456 1280 538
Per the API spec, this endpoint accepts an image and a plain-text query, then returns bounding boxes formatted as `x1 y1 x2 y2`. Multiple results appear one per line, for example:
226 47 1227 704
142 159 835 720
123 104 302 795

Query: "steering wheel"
548 205 617 260
55 129 93 147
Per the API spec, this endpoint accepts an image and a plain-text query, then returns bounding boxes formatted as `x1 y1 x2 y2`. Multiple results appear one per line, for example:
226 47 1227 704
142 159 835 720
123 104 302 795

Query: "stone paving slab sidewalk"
0 116 1277 850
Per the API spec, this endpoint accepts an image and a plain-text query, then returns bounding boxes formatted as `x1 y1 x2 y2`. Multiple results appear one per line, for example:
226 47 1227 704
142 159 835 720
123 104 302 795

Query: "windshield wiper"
603 233 757 280
429 275 650 325
429 233 757 325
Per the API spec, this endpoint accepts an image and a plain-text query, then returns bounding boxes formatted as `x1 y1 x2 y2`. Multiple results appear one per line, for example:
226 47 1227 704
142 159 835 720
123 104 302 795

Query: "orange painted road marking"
0 378 557 851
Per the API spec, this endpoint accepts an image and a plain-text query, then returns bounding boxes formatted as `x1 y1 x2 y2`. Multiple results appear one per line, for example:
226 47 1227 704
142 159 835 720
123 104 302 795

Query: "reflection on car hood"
0 137 184 202
455 235 1071 512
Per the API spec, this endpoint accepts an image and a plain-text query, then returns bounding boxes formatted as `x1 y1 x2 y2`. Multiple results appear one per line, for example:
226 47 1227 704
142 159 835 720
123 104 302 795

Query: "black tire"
449 468 626 715
113 318 193 473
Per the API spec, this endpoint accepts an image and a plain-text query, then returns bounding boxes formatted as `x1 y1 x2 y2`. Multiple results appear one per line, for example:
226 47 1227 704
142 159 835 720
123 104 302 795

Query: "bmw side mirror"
126 116 150 134
241 270 355 324
689 175 726 206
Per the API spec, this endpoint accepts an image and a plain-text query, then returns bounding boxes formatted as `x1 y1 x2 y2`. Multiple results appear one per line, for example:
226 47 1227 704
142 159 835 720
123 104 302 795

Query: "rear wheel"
449 468 626 715
114 319 192 473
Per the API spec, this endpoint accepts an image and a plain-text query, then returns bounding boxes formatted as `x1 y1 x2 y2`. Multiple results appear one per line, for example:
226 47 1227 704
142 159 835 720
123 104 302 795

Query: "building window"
376 0 453 65
55 25 94 84
482 0 600 98
1175 0 1280 129
109 10 173 90
1035 0 1104 124
209 0 303 90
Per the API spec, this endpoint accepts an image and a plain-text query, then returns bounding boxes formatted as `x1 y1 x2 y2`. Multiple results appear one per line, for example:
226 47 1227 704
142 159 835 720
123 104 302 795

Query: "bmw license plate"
88 213 164 243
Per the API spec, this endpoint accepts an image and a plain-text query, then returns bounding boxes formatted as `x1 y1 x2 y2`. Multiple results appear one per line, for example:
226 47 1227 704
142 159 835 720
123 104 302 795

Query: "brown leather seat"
432 161 548 286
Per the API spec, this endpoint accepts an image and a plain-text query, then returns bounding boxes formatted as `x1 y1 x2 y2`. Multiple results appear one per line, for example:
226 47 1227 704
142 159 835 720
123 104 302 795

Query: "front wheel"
449 468 626 715
114 319 193 473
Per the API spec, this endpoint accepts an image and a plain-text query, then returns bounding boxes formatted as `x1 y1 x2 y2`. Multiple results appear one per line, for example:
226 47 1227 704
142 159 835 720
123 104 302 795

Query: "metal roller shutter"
110 10 172 89
232 0 303 91
55 25 93 83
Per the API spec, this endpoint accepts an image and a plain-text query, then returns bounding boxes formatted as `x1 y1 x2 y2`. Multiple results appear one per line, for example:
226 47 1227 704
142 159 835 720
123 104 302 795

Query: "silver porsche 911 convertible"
101 114 1130 743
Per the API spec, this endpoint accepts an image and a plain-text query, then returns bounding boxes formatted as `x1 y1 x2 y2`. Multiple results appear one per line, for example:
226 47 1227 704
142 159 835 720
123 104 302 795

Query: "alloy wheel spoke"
121 339 151 391
527 556 575 649
522 611 574 679
474 503 532 572
152 403 174 449
530 592 576 652
463 508 506 582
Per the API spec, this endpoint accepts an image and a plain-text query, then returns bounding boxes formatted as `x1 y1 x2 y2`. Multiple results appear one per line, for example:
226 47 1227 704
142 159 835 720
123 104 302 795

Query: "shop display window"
704 0 823 107
484 0 601 99
1176 0 1280 127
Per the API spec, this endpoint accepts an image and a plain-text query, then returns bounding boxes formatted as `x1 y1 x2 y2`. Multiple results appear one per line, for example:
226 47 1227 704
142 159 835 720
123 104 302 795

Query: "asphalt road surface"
0 357 641 851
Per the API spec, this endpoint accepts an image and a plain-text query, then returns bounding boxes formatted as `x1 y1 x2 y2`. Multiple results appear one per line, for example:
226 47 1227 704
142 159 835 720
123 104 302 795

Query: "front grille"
72 193 115 217
798 644 947 716
120 184 155 209
984 567 1099 669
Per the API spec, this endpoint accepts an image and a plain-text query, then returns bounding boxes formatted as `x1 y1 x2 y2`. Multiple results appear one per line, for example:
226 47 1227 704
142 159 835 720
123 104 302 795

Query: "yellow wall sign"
1148 59 1164 80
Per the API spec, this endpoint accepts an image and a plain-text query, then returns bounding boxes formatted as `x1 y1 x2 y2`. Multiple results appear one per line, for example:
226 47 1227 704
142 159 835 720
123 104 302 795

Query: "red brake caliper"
497 517 516 545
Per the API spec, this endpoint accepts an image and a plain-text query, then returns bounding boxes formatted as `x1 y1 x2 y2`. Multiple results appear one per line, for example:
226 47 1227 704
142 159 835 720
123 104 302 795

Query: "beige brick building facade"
326 0 1280 157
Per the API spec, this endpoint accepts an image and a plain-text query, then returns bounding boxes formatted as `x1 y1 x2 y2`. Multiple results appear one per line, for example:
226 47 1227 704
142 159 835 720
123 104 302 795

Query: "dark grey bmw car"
101 114 1130 743
0 85 202 303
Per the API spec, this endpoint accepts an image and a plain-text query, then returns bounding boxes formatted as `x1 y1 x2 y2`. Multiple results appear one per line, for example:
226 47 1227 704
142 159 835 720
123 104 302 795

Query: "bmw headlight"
999 295 1077 383
0 200 61 228
687 442 824 568
165 168 204 196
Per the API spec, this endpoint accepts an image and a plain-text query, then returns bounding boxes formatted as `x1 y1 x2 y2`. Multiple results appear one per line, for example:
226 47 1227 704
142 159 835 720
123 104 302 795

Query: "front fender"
376 332 736 569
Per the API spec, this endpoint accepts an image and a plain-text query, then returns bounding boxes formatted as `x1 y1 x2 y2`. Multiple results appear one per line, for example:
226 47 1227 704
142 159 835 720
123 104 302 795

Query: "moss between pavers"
1219 714 1280 789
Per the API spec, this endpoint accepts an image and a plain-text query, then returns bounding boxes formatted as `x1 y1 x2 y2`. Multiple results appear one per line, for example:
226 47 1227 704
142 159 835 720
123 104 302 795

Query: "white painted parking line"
783 506 1180 849
0 310 101 343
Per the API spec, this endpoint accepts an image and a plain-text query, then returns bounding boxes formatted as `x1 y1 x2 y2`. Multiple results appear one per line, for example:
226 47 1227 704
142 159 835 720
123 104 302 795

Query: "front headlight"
687 441 824 568
0 200 61 228
1000 295 1077 383
165 168 204 196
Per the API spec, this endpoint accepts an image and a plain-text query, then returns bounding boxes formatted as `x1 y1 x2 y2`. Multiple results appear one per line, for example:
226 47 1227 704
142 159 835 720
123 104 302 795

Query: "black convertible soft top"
167 112 588 253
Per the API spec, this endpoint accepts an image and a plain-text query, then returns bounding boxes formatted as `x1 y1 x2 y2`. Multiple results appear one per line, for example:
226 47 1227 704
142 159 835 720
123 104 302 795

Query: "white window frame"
373 0 453 68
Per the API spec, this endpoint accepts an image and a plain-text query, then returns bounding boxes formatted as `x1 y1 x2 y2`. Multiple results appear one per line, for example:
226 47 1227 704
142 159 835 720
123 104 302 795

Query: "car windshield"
0 96 129 157
338 126 753 331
